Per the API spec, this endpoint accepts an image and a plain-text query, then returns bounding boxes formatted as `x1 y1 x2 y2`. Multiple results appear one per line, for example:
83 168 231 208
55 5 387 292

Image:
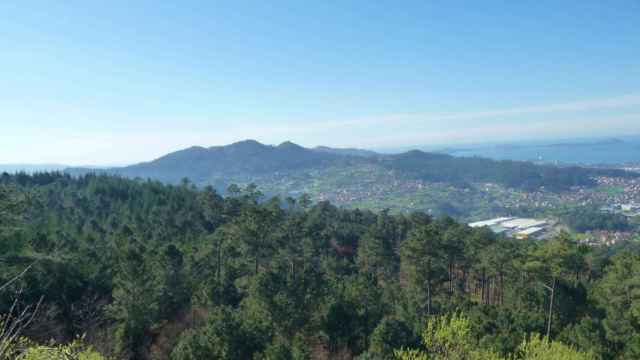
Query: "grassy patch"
596 185 625 196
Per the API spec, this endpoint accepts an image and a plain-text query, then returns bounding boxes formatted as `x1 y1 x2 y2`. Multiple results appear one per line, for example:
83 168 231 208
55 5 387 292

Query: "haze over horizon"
2 1 639 165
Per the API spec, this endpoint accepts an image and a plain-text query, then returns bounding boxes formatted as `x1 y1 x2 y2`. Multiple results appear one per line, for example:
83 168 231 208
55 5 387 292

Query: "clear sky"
2 1 640 165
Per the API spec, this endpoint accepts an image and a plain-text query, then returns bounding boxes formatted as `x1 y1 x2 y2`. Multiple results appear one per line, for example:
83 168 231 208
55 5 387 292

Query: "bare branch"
0 294 43 358
0 260 38 292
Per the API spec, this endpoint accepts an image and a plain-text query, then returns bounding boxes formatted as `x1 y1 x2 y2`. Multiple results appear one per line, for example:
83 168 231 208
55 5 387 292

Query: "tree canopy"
0 172 638 359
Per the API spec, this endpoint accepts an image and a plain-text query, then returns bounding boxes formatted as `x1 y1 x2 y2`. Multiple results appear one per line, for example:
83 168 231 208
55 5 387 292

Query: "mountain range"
66 140 633 191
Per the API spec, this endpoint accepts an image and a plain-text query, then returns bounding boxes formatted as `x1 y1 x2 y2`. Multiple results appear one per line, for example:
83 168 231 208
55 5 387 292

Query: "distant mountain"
69 140 345 184
0 164 68 173
67 140 636 194
312 146 378 157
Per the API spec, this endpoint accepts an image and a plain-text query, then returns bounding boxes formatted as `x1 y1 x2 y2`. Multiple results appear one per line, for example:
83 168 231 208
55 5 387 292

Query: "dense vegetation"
381 151 624 191
553 206 631 232
1 172 640 359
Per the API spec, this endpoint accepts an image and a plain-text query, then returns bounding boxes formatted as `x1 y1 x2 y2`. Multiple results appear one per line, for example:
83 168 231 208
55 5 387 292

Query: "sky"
1 1 639 165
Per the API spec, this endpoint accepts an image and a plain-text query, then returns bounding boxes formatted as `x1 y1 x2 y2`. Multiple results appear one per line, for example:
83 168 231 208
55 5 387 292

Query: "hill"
68 140 344 184
65 140 637 218
69 140 632 189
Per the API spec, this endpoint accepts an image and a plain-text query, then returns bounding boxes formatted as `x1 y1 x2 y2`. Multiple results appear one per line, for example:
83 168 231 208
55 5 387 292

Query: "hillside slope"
65 140 637 218
70 140 344 184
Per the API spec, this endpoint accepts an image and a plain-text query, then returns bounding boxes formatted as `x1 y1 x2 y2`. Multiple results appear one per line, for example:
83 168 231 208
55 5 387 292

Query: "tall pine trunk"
255 256 259 275
448 260 454 296
426 259 432 315
546 277 556 338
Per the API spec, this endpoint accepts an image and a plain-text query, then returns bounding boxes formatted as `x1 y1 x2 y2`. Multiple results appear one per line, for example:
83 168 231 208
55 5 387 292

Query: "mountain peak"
221 139 270 152
277 141 305 150
229 139 265 147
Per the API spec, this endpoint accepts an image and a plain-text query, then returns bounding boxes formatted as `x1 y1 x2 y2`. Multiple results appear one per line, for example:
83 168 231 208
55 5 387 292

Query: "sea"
437 136 640 166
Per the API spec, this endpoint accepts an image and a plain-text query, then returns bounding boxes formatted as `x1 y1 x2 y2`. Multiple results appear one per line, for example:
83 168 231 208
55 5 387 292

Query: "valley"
65 140 640 224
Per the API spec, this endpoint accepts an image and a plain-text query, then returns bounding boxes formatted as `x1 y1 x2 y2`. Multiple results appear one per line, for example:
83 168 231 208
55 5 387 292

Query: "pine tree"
109 237 158 358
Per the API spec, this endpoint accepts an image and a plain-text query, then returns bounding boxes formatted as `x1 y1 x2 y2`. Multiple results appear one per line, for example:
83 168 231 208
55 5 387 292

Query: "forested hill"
80 140 344 184
380 150 634 191
1 173 639 359
67 140 635 192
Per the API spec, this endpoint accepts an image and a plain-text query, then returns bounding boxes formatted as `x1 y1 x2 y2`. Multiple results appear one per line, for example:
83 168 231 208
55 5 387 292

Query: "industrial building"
468 217 514 228
514 226 545 240
469 216 549 240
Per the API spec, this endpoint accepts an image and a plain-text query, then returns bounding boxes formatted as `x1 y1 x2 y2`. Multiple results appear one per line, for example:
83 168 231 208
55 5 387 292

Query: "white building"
468 216 550 240
515 226 546 239
500 218 547 230
468 217 514 228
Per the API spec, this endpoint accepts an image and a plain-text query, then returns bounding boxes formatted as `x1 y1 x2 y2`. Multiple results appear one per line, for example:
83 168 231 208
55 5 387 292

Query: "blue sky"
1 1 639 165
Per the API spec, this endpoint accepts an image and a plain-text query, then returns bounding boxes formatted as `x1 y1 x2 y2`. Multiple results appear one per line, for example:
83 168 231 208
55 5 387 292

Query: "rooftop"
468 217 514 228
501 218 547 230
515 226 546 236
